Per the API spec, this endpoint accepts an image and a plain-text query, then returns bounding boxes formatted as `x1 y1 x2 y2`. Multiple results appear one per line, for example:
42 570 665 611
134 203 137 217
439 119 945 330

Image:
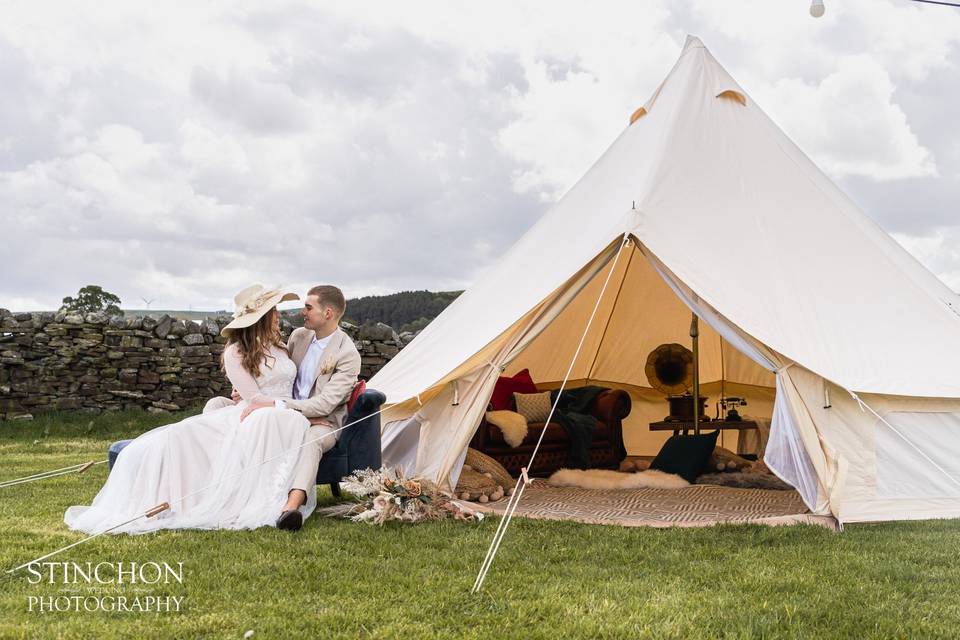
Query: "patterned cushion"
513 391 553 423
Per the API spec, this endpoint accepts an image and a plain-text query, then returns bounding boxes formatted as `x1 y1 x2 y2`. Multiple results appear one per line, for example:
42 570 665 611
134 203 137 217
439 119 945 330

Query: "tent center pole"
690 313 700 435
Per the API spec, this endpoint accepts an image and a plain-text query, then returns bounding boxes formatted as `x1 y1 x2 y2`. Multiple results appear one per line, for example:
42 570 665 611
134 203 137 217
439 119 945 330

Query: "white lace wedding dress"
64 345 316 535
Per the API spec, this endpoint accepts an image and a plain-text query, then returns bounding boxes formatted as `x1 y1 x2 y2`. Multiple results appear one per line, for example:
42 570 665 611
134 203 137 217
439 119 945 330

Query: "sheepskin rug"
547 468 689 490
485 410 528 448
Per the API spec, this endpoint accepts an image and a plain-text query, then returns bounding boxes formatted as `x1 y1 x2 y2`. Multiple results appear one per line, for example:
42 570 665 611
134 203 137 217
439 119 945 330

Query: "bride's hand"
240 401 273 421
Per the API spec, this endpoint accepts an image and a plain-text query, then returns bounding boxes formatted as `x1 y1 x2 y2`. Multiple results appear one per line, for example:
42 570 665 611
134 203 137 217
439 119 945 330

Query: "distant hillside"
280 290 462 333
345 290 462 332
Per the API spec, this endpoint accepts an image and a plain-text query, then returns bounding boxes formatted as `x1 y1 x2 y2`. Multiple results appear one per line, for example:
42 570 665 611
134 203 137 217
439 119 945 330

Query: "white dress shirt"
293 332 334 400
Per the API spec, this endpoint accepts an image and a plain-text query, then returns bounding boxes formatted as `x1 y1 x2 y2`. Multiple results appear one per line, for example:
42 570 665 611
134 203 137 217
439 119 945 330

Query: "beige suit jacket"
284 326 361 429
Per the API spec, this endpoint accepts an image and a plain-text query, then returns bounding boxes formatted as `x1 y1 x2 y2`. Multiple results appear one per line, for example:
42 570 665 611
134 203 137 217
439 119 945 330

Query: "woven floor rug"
470 480 836 530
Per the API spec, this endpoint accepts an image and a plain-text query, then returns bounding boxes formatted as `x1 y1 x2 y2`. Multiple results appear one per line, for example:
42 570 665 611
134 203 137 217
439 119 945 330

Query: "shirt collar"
310 329 337 347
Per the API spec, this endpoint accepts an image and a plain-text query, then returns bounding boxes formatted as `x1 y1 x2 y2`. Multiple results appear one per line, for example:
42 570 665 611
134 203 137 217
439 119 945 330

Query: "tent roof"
370 35 960 403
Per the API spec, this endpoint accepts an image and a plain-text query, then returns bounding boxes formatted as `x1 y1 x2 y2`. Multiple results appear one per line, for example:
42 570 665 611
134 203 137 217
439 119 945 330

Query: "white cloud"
0 2 545 309
893 229 960 292
178 120 251 175
0 0 958 311
844 0 960 82
754 55 936 180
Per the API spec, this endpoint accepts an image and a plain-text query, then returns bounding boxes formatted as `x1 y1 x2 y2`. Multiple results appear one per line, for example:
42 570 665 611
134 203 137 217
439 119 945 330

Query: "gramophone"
644 342 708 423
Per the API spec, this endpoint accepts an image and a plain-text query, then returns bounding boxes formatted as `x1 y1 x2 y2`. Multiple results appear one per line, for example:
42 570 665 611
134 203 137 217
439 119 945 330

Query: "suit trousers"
290 424 338 492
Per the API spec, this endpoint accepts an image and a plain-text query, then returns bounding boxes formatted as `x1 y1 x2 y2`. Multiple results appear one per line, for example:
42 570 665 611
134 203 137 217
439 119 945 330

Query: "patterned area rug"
470 480 836 530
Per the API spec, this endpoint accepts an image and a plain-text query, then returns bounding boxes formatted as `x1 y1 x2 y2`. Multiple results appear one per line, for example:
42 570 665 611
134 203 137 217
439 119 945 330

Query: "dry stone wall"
0 308 407 421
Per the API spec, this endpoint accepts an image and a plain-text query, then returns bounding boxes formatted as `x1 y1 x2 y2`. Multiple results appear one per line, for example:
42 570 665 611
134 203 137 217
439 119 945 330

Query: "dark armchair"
316 389 385 496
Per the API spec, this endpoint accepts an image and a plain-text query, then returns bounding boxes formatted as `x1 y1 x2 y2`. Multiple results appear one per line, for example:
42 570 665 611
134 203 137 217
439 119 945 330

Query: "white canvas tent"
369 36 960 525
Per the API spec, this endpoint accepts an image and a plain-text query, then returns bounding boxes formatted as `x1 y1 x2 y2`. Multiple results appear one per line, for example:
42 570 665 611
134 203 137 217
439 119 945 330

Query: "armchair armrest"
316 389 386 490
591 389 631 424
339 389 386 462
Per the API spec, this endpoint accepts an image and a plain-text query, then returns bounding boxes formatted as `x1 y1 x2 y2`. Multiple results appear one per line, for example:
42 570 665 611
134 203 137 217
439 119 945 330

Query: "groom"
207 284 361 531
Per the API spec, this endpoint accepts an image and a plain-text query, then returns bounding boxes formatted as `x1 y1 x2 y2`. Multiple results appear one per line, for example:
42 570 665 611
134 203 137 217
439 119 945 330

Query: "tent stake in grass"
6 502 171 576
0 459 106 489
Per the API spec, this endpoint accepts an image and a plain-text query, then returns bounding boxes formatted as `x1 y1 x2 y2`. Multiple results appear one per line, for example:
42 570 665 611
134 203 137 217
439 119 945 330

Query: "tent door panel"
876 411 960 499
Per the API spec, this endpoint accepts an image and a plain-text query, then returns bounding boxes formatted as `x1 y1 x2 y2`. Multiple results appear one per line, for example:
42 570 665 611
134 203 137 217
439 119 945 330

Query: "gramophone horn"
644 343 694 396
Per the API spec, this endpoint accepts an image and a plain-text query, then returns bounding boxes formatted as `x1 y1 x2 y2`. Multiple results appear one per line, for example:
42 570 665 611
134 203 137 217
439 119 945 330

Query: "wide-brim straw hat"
221 284 299 337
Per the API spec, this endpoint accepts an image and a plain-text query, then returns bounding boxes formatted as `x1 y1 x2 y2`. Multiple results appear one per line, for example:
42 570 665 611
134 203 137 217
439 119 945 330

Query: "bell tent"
368 36 960 525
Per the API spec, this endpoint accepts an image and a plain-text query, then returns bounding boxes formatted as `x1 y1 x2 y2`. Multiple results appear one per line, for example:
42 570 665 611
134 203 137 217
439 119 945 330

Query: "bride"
64 285 315 535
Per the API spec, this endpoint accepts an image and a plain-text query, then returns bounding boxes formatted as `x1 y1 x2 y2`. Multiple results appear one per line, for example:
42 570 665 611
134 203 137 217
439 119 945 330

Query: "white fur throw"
485 410 529 448
547 468 689 490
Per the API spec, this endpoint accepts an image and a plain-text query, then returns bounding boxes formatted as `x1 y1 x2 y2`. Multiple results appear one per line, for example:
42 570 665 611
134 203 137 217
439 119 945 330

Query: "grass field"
2 410 960 639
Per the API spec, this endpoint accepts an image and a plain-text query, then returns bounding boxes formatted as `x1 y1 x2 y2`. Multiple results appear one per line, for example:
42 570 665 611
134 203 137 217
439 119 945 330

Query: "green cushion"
649 430 720 483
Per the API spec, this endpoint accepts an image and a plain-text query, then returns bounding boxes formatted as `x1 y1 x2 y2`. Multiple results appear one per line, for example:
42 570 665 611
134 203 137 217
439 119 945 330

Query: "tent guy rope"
5 504 172 577
0 460 105 489
472 234 632 594
848 390 960 490
5 403 390 575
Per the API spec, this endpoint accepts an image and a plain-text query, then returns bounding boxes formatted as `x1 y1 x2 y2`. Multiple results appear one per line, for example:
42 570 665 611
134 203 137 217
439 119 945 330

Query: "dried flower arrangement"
319 467 484 525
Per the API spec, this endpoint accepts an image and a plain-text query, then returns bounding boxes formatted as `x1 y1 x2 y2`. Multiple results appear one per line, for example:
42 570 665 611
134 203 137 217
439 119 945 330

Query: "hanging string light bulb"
809 0 960 18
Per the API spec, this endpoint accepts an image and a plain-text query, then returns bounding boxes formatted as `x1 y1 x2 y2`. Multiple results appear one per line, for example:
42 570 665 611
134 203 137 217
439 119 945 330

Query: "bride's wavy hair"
222 307 287 377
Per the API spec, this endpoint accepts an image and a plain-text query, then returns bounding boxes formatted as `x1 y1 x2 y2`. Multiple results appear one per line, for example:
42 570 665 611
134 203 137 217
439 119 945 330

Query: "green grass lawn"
2 410 960 639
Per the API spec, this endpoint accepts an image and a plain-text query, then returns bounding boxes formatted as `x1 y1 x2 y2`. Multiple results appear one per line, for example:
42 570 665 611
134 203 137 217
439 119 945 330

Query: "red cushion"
347 379 366 412
489 369 538 411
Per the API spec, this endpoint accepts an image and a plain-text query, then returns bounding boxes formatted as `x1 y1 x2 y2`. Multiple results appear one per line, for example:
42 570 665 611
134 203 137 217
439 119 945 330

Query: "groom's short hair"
308 285 346 318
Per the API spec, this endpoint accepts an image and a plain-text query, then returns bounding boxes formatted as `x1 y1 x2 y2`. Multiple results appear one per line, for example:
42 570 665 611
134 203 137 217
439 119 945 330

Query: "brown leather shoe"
276 509 303 531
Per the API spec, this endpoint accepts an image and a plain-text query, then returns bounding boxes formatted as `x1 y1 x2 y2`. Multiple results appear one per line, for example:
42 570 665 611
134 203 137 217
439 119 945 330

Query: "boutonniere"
320 355 336 376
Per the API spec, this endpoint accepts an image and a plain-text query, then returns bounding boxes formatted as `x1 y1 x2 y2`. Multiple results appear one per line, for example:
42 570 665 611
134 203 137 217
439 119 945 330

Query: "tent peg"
146 502 170 518
520 467 531 487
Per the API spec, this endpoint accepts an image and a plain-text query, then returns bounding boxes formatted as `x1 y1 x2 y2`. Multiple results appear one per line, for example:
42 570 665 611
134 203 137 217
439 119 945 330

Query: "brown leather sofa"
469 389 632 477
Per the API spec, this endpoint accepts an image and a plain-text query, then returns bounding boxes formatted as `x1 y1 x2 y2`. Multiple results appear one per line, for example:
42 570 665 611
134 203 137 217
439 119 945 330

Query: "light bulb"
810 0 825 17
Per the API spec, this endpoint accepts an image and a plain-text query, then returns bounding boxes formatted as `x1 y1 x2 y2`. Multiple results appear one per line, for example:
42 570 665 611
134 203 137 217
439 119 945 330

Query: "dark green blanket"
549 386 607 469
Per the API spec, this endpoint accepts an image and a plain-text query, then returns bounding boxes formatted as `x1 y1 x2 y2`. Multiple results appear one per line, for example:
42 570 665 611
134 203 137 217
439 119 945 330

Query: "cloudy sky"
1 0 958 311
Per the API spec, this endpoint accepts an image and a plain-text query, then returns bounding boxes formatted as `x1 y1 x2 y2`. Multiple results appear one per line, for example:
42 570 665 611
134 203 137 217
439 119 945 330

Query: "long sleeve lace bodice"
223 343 297 402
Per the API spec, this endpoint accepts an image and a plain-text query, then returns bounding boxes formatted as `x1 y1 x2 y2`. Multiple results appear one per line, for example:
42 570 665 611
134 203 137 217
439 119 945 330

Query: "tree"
60 285 123 317
343 290 463 327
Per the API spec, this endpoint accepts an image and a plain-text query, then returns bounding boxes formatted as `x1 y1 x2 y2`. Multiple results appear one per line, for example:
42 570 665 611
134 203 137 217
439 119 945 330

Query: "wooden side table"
649 420 758 437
